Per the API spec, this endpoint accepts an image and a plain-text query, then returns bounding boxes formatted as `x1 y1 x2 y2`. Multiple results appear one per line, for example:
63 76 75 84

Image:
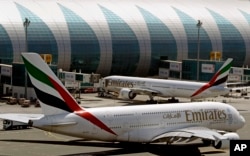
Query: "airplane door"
128 112 141 142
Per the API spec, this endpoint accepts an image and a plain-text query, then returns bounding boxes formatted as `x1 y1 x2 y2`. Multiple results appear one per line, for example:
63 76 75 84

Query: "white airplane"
227 82 250 96
0 53 245 150
101 58 233 103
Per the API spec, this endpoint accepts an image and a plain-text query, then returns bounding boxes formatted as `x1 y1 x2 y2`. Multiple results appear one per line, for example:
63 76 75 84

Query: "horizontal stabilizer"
0 113 43 124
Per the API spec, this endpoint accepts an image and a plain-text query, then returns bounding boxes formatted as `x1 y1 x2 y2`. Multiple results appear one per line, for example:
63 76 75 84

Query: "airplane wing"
0 113 44 124
114 86 160 95
128 88 160 95
151 126 226 144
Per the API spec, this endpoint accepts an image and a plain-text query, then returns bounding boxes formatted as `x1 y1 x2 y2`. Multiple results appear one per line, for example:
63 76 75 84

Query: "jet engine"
120 88 136 100
213 133 240 149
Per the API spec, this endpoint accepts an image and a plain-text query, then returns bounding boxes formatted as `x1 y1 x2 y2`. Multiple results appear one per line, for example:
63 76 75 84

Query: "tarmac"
0 93 249 156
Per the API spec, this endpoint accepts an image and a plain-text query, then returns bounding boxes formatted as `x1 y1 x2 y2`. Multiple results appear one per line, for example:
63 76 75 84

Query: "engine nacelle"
119 88 136 100
213 133 240 149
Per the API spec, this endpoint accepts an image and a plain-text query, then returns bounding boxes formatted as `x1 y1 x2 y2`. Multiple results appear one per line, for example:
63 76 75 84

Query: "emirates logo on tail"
191 58 233 98
22 53 117 136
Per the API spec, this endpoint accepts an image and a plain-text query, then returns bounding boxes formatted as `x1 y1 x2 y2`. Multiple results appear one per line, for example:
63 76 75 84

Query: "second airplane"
100 58 233 103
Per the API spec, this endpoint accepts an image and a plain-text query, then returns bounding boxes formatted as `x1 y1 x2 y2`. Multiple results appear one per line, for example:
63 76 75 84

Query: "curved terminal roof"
0 0 249 76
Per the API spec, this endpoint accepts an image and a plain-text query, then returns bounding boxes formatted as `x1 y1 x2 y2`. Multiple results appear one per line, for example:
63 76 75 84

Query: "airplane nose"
238 115 245 128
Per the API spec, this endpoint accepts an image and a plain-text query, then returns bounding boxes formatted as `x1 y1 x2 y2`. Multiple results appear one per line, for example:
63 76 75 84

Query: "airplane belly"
32 114 113 140
115 130 148 142
127 129 150 142
74 117 117 141
32 116 53 132
165 85 194 98
123 128 163 143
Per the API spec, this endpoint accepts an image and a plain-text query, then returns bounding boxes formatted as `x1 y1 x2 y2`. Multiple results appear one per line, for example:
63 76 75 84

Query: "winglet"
191 58 233 98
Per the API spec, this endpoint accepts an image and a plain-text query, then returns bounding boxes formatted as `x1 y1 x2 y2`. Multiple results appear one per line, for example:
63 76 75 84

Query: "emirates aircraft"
100 58 233 103
0 53 245 150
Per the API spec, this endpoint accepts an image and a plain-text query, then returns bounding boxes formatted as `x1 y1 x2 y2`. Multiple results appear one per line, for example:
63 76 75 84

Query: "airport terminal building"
0 0 250 76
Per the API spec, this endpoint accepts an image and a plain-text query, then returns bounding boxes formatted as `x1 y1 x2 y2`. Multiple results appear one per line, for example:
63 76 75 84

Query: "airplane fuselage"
103 76 230 99
33 102 244 142
0 53 240 150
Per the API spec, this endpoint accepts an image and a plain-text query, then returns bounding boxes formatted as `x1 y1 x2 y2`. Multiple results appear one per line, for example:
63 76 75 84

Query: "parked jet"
100 58 233 103
227 82 250 96
0 53 244 149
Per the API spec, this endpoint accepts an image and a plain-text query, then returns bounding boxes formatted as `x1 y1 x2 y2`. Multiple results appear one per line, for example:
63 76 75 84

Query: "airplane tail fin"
207 58 233 87
22 53 84 115
22 53 117 135
191 58 233 97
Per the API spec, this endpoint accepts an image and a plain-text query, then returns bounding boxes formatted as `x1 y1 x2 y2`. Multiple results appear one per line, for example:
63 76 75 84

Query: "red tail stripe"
208 72 220 85
48 77 84 112
191 83 210 97
191 71 221 97
76 111 117 135
48 77 116 135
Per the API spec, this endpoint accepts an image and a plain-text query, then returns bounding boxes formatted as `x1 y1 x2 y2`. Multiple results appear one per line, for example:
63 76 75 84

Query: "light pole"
23 18 30 99
196 20 202 81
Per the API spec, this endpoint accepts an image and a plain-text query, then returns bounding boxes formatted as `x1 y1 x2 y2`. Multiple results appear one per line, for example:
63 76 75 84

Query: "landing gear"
146 99 157 104
202 139 212 146
97 88 106 97
145 95 179 104
146 94 158 104
97 88 116 98
167 97 179 103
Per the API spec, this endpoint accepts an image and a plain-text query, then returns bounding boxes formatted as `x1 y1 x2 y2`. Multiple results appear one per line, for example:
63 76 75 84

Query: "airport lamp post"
196 20 202 81
23 18 30 99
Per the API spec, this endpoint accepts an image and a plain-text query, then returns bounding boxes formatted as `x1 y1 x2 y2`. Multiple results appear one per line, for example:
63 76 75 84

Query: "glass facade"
174 7 212 60
59 4 100 73
15 3 58 63
12 63 57 87
0 25 13 64
208 9 245 67
138 7 177 75
12 63 31 87
99 5 140 75
0 0 248 76
182 60 224 81
0 25 13 63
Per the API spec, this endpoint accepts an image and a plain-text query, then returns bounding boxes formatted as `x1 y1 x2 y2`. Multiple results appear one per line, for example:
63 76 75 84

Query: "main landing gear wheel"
202 139 212 146
167 98 179 103
146 100 157 104
146 94 158 104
